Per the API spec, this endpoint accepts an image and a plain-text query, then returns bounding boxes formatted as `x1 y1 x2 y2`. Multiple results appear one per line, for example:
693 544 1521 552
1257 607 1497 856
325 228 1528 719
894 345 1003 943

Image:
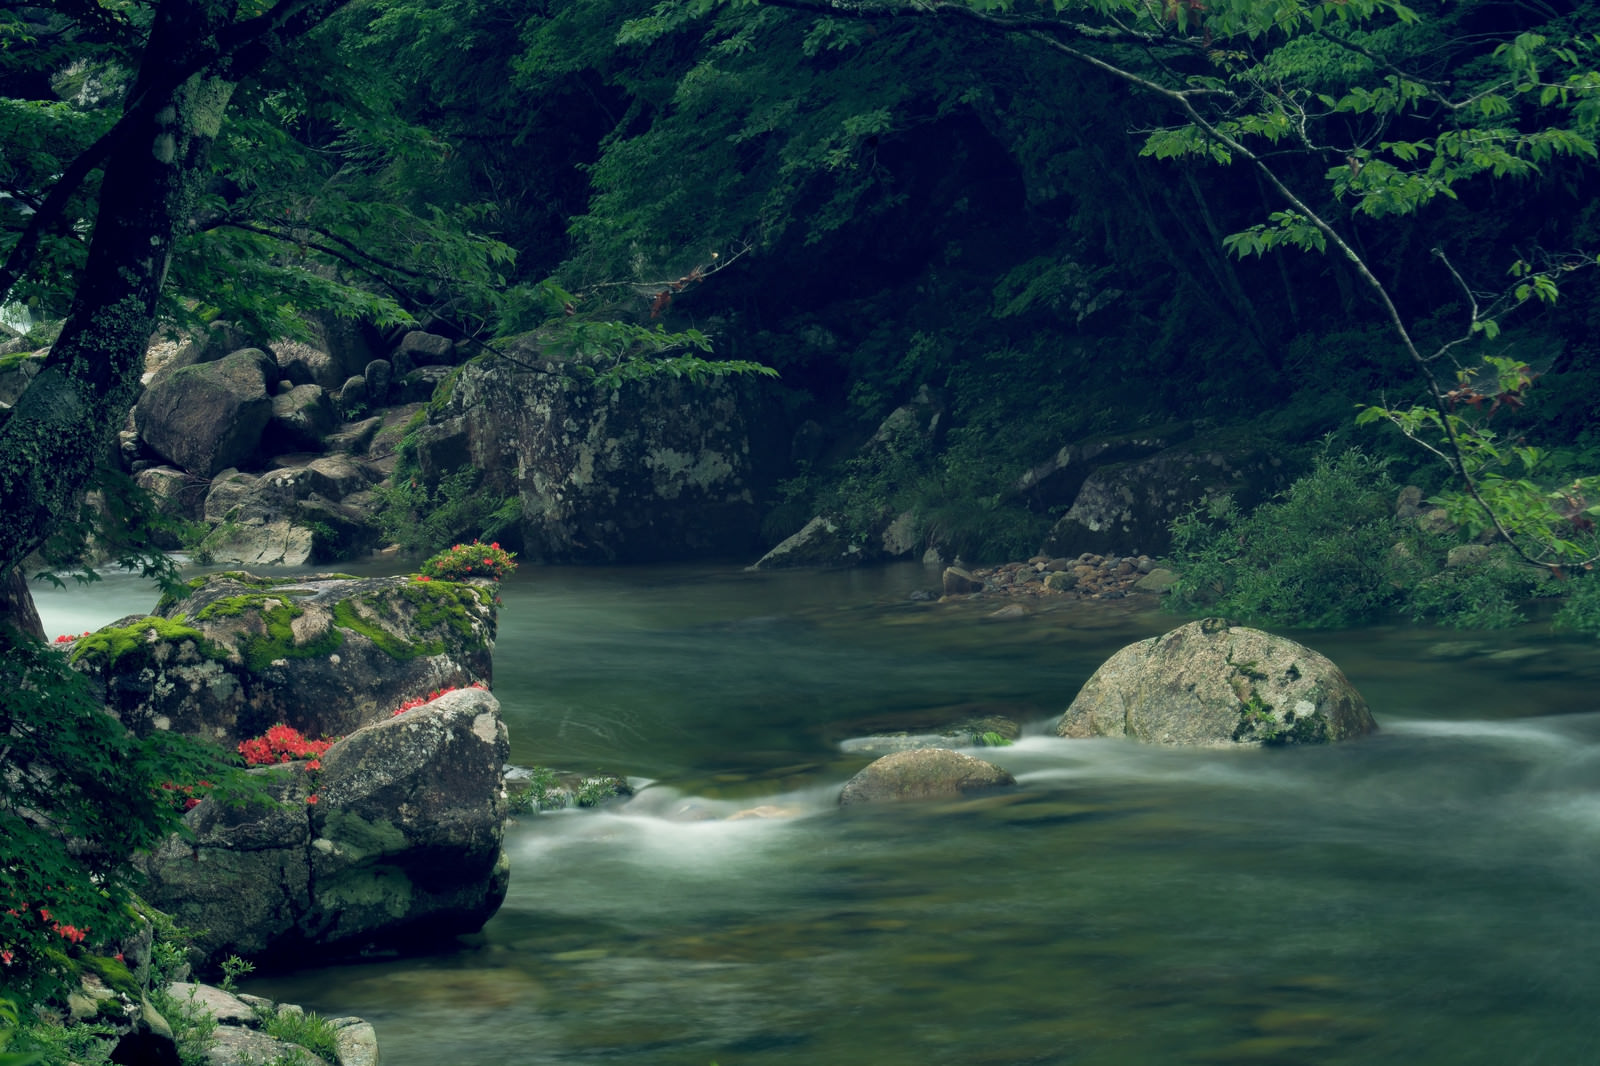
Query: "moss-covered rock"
74 571 495 745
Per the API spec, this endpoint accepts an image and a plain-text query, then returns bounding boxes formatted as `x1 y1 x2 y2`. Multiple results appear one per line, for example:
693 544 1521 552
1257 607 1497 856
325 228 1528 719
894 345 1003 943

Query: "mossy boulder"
838 748 1016 806
1056 618 1376 747
138 686 510 968
72 571 495 746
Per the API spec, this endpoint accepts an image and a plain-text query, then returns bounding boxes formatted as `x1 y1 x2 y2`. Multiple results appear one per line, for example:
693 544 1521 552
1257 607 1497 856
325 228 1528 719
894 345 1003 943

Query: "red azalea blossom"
1 950 13 965
307 794 319 805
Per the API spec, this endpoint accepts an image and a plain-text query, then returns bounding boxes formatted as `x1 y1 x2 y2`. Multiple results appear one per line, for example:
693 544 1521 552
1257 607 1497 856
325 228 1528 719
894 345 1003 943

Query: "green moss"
330 599 444 660
398 580 490 640
81 954 138 997
0 349 41 373
238 602 344 673
69 616 223 669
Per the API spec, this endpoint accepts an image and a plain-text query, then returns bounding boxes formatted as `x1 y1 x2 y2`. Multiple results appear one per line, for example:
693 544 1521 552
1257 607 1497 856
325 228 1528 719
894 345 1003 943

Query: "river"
33 562 1600 1065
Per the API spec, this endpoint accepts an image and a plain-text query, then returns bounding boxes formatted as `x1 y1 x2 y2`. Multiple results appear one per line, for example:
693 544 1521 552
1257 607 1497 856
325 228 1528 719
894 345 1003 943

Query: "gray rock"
395 364 455 404
197 459 383 565
839 748 1016 806
135 349 276 478
146 322 267 389
263 384 337 455
748 515 863 569
139 686 509 968
274 339 344 390
396 330 456 365
333 1019 380 1066
363 358 392 405
1014 422 1194 510
753 387 943 569
134 466 211 525
1446 543 1492 568
1057 618 1376 746
0 351 43 405
1133 567 1179 593
324 416 383 456
337 374 367 417
1041 440 1278 558
942 566 983 595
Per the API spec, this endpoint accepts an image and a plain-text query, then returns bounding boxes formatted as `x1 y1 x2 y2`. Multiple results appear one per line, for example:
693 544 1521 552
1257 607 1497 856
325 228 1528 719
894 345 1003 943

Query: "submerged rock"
1057 618 1375 746
838 748 1016 806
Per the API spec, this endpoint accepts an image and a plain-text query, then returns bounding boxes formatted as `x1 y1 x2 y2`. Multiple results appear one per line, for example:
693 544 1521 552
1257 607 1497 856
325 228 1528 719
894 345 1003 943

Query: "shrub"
1167 448 1424 627
1554 571 1600 636
418 541 518 581
1166 446 1561 629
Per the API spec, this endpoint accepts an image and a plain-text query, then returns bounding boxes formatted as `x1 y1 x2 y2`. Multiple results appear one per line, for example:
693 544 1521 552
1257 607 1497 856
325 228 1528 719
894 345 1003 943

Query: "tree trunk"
0 9 238 574
0 567 45 643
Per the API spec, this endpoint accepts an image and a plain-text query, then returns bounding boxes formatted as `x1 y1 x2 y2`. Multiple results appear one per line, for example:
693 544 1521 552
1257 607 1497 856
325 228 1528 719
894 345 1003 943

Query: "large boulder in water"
839 748 1015 806
1057 618 1375 746
69 571 494 747
138 686 510 967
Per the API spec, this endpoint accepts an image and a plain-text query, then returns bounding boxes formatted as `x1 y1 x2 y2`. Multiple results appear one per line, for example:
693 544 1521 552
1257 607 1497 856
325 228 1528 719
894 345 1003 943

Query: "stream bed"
35 562 1600 1065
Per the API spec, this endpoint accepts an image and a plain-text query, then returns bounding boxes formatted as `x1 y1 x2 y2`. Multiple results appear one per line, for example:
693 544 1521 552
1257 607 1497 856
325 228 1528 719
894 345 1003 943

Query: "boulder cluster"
117 320 465 566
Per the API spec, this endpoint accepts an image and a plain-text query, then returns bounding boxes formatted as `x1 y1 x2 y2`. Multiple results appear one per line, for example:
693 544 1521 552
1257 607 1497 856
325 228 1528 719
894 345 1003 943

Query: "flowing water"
34 564 1600 1065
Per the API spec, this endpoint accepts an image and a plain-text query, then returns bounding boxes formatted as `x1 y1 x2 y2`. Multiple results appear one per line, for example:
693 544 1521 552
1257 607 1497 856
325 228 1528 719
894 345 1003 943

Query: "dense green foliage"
1167 448 1556 628
0 629 242 1002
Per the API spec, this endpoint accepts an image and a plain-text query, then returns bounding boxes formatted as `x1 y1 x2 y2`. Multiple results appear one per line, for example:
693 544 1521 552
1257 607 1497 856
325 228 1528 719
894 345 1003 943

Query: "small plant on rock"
417 540 518 581
575 777 621 808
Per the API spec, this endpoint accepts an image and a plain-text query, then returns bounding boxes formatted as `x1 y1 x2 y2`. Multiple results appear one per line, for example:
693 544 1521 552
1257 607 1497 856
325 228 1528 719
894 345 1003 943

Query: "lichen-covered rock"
139 687 509 967
134 348 277 478
1014 422 1194 511
1041 441 1278 558
70 572 495 747
421 346 778 562
1057 618 1376 746
838 748 1016 806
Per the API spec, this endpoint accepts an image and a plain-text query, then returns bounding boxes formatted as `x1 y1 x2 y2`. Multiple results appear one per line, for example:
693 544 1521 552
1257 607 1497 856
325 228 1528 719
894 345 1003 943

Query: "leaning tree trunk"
0 64 237 575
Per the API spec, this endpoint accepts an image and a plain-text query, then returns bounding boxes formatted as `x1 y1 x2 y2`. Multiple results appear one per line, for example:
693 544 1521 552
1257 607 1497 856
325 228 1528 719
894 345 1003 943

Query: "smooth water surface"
35 564 1600 1064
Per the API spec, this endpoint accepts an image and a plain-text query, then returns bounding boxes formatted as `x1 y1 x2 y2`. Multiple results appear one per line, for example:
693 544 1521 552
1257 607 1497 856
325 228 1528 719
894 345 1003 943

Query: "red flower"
306 794 320 805
307 759 322 771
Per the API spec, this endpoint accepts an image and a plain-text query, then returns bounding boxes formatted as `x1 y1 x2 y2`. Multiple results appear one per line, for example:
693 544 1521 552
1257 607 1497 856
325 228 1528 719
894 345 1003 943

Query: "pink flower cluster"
390 681 488 717
53 631 90 643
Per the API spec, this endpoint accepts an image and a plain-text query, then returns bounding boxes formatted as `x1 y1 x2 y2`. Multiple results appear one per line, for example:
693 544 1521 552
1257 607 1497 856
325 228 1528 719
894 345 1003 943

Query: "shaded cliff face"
410 356 779 563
